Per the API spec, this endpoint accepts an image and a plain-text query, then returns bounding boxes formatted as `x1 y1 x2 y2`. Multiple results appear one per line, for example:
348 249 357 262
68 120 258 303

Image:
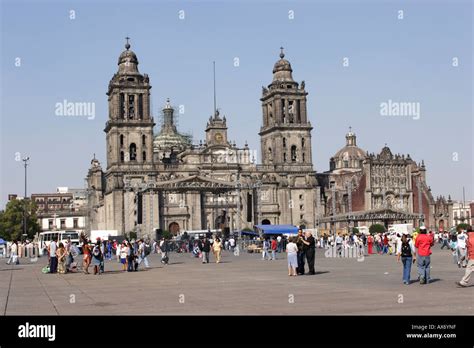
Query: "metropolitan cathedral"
86 40 450 237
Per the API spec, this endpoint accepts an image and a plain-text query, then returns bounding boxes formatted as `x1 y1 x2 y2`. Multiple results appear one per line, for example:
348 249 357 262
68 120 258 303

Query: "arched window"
291 145 297 162
283 137 286 148
129 143 137 161
120 134 124 146
120 151 124 163
142 134 146 146
301 138 305 148
302 153 305 163
268 147 273 162
142 151 146 162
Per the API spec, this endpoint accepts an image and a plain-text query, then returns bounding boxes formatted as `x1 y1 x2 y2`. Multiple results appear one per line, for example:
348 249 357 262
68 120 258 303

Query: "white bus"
38 230 80 255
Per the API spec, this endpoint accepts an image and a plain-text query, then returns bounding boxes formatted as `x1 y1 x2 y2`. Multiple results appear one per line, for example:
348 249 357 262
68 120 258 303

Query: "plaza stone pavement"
0 246 472 315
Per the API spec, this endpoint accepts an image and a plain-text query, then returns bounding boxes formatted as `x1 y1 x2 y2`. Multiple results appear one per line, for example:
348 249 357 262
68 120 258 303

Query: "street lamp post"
22 156 30 241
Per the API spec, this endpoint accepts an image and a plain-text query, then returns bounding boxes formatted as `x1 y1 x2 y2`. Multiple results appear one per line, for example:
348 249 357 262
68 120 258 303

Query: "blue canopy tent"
241 230 259 237
254 224 298 235
0 238 5 245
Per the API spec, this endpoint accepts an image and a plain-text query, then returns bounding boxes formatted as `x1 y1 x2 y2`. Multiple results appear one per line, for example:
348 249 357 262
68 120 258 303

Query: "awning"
254 225 299 235
241 231 258 236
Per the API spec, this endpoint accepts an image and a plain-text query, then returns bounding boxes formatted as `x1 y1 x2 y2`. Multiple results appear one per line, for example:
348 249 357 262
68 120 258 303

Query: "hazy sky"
1 0 472 209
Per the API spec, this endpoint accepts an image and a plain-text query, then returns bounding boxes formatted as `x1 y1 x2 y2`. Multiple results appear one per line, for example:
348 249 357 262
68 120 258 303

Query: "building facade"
86 41 451 237
86 43 318 237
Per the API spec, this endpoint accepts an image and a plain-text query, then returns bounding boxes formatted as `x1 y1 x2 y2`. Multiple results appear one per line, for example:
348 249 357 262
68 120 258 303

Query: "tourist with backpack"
91 239 103 275
138 239 151 269
397 234 416 284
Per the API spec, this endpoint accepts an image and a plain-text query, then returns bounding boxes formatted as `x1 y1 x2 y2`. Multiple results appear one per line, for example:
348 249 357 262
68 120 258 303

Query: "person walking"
49 237 58 274
440 232 450 250
302 231 316 275
56 242 67 274
367 234 374 255
397 234 416 284
160 238 169 265
201 237 211 264
277 235 282 253
213 237 222 263
262 238 270 260
138 239 151 269
6 240 19 265
81 236 91 274
456 229 468 268
296 229 306 275
270 237 278 260
456 227 474 287
286 237 298 276
120 241 128 271
91 240 103 275
415 226 434 285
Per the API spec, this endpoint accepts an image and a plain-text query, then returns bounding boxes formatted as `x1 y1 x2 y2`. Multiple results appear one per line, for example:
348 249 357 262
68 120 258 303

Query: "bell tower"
259 48 313 169
104 38 155 170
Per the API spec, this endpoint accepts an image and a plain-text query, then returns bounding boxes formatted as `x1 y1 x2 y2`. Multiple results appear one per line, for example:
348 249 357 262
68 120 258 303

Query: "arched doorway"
168 222 180 235
439 219 445 232
262 219 271 225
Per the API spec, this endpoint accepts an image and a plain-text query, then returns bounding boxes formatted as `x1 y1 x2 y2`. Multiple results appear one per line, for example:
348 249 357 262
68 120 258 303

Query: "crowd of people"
3 225 473 288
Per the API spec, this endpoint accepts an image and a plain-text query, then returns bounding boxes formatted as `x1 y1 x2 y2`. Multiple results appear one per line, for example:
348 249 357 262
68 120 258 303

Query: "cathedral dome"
117 38 139 75
272 47 295 83
330 128 366 170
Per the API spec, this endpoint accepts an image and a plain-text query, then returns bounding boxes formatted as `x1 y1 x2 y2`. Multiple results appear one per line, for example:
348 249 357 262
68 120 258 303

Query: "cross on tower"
125 37 131 50
280 46 285 59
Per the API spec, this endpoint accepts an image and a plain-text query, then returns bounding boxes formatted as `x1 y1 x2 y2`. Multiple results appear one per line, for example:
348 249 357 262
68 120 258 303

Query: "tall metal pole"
22 157 30 241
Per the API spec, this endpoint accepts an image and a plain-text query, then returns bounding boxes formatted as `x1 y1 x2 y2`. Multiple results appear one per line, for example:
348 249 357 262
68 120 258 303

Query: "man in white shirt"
49 238 58 273
335 235 343 257
229 237 235 252
276 235 282 252
457 230 468 268
6 241 18 265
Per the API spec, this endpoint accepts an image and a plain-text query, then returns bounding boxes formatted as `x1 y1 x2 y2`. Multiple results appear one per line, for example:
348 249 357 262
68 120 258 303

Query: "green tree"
0 199 40 241
369 224 385 234
352 227 359 234
162 230 173 240
456 223 470 231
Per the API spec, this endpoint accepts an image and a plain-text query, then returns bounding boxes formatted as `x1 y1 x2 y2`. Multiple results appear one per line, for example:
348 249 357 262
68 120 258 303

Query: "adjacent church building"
86 41 451 237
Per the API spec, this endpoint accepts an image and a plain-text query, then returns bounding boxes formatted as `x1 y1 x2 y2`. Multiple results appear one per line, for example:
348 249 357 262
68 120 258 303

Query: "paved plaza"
0 246 472 315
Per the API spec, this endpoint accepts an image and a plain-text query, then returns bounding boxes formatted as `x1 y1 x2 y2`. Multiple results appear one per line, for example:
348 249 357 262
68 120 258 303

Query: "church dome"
330 128 366 170
117 38 139 75
154 99 192 152
272 47 295 83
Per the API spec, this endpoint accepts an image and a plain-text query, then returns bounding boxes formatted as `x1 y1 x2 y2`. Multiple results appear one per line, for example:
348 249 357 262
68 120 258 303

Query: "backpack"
401 242 412 257
144 244 151 256
93 246 101 257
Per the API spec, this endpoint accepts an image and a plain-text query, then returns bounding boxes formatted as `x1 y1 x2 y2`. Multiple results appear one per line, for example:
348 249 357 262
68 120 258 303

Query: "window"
300 205 304 210
142 134 146 146
142 151 146 162
48 219 53 229
120 134 124 146
291 145 297 162
120 151 125 163
138 94 143 119
283 137 286 148
301 138 305 148
344 160 349 168
283 153 287 162
300 214 304 220
119 93 125 118
129 143 137 161
60 219 66 229
302 153 305 162
73 218 78 228
299 194 303 200
128 95 135 119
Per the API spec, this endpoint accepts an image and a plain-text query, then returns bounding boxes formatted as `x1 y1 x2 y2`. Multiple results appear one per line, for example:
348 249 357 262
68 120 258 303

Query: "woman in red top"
367 234 374 254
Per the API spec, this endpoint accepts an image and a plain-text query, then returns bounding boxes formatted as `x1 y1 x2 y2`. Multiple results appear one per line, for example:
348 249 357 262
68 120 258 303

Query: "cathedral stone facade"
86 43 318 237
86 41 449 237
